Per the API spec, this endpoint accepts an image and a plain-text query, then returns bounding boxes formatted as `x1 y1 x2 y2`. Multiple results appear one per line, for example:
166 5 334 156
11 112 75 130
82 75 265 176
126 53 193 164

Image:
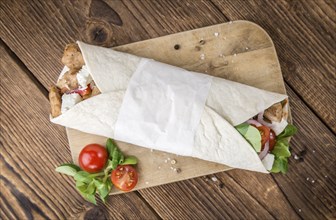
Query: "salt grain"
294 155 300 160
173 168 181 173
167 158 171 161
164 160 168 163
312 180 315 183
299 209 302 212
313 150 316 153
145 181 149 185
214 32 219 37
170 166 174 170
171 159 176 164
229 21 233 24
200 54 205 60
234 53 237 57
211 176 218 182
325 175 328 178
246 47 249 50
306 177 310 181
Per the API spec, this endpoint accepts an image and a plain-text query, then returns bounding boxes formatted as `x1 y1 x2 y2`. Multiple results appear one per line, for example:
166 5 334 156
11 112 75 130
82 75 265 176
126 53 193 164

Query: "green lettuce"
270 124 298 174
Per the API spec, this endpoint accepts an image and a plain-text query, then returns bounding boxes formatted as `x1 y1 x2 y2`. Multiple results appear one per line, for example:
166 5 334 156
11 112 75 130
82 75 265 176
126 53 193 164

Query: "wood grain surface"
1 0 335 219
0 41 159 220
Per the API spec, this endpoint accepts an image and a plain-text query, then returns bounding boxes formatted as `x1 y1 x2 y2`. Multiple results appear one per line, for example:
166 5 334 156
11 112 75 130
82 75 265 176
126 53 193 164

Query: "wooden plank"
0 0 227 90
139 172 299 219
0 42 159 219
68 21 288 195
211 0 336 133
1 0 334 219
0 0 151 90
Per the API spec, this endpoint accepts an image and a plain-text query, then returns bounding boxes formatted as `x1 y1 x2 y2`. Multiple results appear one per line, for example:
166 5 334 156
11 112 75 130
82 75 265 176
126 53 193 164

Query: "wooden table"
1 1 335 219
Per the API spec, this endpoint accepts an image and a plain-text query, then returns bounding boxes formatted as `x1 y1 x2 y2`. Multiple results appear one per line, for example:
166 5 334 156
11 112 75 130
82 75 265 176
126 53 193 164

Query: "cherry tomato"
78 144 108 173
268 129 276 151
257 125 270 148
111 165 138 191
77 85 91 97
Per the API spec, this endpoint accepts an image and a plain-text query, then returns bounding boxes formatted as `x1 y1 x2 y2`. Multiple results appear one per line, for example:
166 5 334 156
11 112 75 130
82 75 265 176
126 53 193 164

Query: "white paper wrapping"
51 41 289 173
114 59 213 156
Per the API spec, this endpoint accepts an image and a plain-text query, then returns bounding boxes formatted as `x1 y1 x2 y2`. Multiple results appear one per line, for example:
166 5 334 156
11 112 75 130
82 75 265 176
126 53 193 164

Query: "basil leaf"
119 154 125 164
272 139 291 157
106 160 113 170
79 191 97 205
85 181 96 195
106 178 113 190
112 148 121 170
106 138 116 159
76 181 88 192
94 179 110 201
277 124 297 139
74 171 92 184
55 164 80 176
121 156 138 165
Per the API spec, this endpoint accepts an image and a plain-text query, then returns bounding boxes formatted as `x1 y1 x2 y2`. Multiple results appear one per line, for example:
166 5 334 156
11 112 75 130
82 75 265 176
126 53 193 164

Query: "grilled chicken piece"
264 102 283 123
61 43 85 69
49 86 62 118
56 69 79 93
91 86 101 97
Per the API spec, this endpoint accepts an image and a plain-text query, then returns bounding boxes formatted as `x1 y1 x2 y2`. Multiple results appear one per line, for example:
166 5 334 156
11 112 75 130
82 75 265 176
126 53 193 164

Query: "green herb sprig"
56 138 138 204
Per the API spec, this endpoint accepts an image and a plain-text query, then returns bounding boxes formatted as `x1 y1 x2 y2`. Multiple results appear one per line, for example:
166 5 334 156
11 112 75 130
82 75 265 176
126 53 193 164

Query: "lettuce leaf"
271 156 288 174
272 139 291 157
269 124 298 174
277 124 297 139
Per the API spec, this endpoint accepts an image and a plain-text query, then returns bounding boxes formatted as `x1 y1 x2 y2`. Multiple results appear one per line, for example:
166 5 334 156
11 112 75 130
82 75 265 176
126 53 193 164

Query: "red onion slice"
257 111 273 127
259 140 269 160
66 86 88 95
247 119 262 127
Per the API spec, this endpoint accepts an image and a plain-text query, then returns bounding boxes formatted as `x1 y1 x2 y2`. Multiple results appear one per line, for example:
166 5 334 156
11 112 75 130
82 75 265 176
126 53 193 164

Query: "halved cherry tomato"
111 165 138 192
77 85 91 97
78 144 108 173
257 125 270 149
268 129 276 151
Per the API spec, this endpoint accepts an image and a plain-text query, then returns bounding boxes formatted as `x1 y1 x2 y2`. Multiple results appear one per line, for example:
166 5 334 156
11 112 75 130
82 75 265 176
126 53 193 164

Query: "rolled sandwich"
50 41 296 173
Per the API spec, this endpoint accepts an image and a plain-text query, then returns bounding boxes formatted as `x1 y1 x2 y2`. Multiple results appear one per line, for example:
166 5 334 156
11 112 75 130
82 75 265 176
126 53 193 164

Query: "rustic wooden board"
68 21 288 194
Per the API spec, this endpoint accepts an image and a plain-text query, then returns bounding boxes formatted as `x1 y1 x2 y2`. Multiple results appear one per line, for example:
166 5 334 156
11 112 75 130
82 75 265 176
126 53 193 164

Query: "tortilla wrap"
51 41 288 173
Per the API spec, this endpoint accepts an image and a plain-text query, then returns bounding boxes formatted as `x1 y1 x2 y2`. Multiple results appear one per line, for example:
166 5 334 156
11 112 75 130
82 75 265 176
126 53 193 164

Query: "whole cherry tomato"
78 144 108 173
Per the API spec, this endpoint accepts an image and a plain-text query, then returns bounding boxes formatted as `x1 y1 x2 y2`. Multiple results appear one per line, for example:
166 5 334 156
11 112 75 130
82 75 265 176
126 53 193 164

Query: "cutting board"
67 21 287 194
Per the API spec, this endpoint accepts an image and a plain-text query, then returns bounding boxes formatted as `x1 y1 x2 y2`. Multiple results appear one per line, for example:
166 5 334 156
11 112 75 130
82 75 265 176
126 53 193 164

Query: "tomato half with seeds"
78 144 108 173
257 125 270 148
111 165 138 191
